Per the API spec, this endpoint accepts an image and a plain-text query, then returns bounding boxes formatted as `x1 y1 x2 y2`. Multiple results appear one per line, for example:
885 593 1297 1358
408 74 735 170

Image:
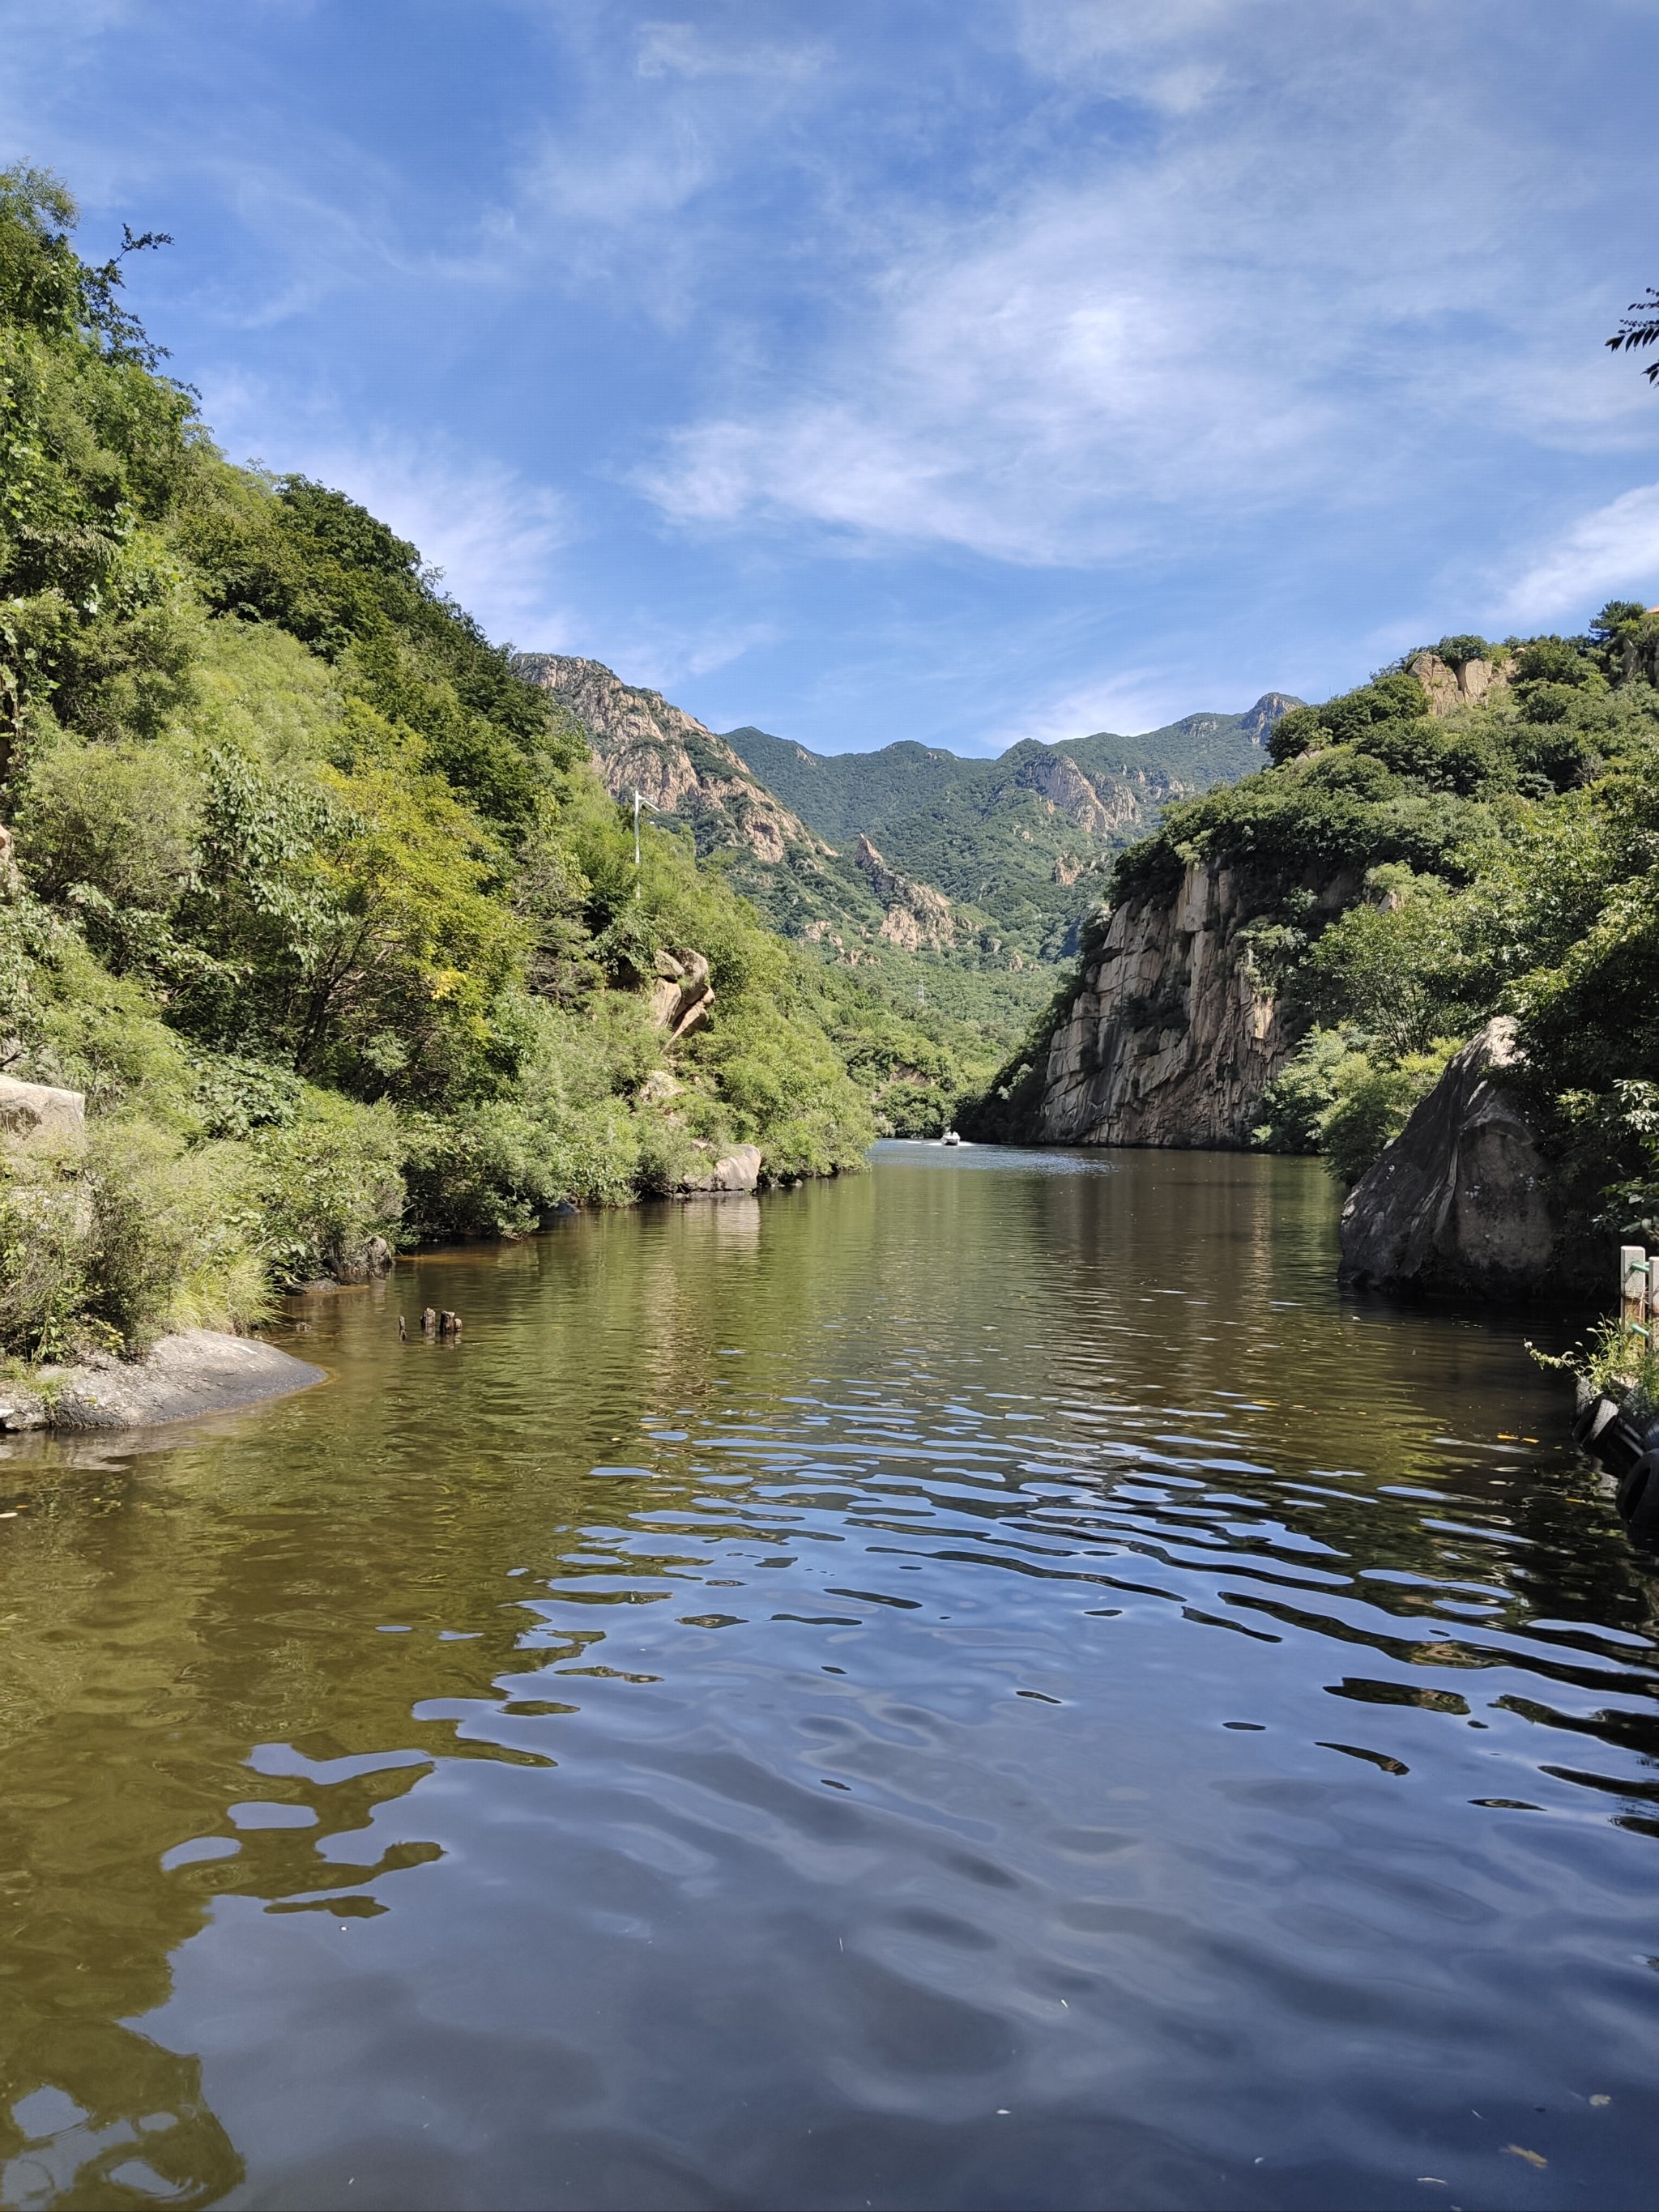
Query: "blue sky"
11 0 1659 755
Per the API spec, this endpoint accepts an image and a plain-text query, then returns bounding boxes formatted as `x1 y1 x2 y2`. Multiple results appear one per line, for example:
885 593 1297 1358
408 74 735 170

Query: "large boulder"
0 1075 86 1150
1339 1017 1558 1298
681 1143 763 1196
648 949 715 1042
0 1330 325 1432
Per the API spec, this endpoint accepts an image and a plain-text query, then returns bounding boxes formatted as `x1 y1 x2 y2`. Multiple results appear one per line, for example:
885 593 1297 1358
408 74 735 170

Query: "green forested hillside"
0 168 912 1363
724 697 1289 959
968 632 1659 1238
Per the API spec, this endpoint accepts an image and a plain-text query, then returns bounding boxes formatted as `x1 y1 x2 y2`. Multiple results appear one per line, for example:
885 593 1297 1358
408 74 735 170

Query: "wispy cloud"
637 1 1653 569
988 667 1216 748
634 19 827 83
202 374 576 647
1501 485 1659 628
14 0 1659 751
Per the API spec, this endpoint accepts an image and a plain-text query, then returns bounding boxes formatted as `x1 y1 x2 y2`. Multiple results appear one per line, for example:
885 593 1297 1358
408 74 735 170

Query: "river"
2 1143 1656 2211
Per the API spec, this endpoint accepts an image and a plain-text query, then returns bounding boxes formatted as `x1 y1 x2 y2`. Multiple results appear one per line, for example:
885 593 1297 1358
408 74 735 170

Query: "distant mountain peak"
1240 693 1301 744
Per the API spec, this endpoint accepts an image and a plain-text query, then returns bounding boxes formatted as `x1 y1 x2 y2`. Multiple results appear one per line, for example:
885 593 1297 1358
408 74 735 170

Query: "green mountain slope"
963 631 1659 1254
725 695 1296 958
0 166 978 1366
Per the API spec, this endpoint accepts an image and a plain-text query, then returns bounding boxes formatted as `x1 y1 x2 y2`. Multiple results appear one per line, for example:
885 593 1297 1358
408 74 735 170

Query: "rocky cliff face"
1030 859 1355 1148
1338 1017 1564 1298
852 835 958 951
995 744 1146 841
1406 650 1514 718
513 653 968 957
514 654 829 867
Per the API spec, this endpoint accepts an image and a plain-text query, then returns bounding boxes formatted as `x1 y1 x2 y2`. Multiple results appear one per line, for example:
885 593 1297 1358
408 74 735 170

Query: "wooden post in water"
1621 1246 1650 1332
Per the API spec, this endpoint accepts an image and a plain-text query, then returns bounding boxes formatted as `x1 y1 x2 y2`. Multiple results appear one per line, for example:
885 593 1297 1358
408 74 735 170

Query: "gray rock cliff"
1033 859 1354 1147
1338 1017 1559 1297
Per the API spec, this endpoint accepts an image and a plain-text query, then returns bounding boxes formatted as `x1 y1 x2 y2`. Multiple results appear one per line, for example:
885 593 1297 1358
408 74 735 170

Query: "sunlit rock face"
1407 649 1514 717
0 1074 86 1149
514 654 827 868
853 835 958 952
1034 859 1354 1149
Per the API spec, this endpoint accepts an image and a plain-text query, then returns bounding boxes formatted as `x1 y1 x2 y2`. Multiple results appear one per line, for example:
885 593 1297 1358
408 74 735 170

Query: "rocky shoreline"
0 1330 326 1434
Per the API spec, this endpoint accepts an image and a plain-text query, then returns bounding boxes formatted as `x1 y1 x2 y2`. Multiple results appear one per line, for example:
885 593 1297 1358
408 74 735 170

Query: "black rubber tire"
1619 1451 1659 1539
1572 1398 1610 1449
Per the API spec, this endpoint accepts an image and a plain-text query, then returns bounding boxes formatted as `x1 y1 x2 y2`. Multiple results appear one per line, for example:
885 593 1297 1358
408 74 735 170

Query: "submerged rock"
1338 1018 1559 1298
0 1329 325 1432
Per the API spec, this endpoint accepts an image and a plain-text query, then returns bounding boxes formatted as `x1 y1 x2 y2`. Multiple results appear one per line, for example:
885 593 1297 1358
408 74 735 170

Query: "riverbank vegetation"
0 167 887 1363
970 624 1659 1239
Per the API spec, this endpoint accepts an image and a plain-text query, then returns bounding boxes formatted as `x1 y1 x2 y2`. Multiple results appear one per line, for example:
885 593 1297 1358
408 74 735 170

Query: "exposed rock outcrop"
0 1075 85 1149
514 654 830 868
1240 693 1302 744
0 1330 325 1433
1338 1018 1559 1298
681 1143 763 1196
1408 650 1513 718
1000 748 1132 840
1030 859 1354 1147
648 948 715 1042
852 835 958 952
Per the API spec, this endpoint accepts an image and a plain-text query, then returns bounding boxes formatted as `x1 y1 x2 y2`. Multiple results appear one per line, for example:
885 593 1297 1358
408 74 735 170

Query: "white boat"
940 1130 962 1146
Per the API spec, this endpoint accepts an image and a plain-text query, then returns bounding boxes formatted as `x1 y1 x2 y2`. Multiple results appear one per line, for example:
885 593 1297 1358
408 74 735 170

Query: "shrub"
1319 1041 1460 1186
1252 1028 1368 1154
0 1117 267 1360
247 1093 404 1283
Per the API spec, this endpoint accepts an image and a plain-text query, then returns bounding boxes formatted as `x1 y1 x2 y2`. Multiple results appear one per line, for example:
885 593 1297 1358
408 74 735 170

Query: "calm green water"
2 1143 1657 2211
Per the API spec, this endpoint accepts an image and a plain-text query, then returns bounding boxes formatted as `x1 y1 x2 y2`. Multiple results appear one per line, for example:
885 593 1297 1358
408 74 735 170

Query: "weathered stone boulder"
333 1234 396 1282
0 1330 325 1432
0 1075 86 1150
1339 1017 1557 1298
649 949 715 1042
682 1143 763 1196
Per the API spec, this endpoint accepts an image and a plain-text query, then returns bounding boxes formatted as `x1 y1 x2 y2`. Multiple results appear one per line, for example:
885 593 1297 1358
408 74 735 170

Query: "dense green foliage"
970 619 1659 1232
0 168 881 1363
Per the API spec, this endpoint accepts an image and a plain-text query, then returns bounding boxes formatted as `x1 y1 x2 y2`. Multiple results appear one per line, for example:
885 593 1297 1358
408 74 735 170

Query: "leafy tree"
1606 290 1659 381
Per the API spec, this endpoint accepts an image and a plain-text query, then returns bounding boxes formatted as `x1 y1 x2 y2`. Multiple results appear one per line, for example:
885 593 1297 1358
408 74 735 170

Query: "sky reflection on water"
1 1148 1656 2210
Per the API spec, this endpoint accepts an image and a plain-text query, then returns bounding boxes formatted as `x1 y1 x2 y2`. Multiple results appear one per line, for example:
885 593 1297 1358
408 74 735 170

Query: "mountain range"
514 654 1296 975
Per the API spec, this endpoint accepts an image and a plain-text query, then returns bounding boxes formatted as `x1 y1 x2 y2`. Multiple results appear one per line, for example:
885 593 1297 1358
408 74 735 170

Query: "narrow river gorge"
2 1145 1657 2211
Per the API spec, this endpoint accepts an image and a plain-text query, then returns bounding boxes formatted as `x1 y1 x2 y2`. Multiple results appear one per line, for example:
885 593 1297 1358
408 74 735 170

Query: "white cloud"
1011 0 1238 108
987 667 1212 749
635 151 1373 564
634 20 826 82
593 619 781 694
1501 484 1659 628
318 448 572 646
636 1 1658 569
